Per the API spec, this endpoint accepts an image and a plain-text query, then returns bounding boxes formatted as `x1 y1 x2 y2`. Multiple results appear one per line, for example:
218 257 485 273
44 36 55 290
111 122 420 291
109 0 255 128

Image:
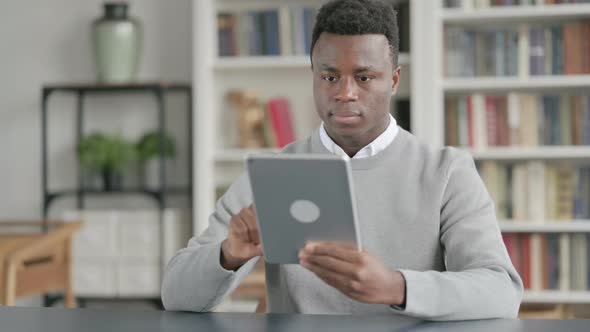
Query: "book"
445 98 459 146
266 97 296 148
216 7 319 57
559 233 571 291
529 26 545 76
570 234 588 290
527 161 546 222
518 24 530 78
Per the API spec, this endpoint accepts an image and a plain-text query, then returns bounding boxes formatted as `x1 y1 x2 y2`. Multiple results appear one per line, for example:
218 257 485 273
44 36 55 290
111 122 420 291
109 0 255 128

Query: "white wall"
0 0 192 219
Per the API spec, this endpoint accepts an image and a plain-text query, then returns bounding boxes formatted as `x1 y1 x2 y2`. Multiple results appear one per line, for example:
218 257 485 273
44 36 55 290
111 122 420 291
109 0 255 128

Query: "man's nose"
334 78 359 102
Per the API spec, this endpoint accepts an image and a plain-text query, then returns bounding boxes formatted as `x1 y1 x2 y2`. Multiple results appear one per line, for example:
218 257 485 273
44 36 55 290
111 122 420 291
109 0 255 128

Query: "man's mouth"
330 111 361 124
330 110 360 117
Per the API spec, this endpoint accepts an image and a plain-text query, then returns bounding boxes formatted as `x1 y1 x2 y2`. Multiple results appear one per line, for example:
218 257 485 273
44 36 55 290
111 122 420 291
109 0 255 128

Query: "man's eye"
323 76 338 82
358 76 372 82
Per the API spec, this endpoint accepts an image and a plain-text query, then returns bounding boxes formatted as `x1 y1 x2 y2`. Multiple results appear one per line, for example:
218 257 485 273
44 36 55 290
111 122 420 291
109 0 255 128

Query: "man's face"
312 33 400 144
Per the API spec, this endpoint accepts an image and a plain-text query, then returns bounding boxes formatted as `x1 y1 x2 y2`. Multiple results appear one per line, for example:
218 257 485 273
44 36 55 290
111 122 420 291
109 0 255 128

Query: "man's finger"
241 209 260 244
234 215 252 242
302 253 358 279
303 242 361 263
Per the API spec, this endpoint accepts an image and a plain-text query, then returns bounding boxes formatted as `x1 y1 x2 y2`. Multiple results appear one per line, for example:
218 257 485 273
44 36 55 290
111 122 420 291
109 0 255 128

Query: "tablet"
246 153 362 264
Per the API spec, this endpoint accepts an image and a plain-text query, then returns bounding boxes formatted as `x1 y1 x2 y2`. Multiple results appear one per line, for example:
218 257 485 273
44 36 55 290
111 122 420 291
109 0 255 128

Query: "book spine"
529 26 545 76
263 10 280 56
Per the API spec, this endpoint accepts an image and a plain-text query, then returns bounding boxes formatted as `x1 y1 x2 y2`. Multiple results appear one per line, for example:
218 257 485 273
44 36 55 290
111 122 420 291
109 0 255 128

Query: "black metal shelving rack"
40 82 193 307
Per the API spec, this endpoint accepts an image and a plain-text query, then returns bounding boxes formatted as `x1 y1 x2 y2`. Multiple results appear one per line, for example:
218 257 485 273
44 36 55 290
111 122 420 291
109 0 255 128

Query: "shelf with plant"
74 130 179 194
77 133 137 191
136 130 177 190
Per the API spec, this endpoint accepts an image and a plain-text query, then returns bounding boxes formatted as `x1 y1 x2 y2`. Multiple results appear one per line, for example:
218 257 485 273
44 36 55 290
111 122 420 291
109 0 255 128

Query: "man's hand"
220 205 263 271
298 242 406 306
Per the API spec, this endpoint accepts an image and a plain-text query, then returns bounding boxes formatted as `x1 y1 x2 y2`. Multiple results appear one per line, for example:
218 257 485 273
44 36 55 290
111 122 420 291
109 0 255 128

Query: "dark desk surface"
0 307 588 332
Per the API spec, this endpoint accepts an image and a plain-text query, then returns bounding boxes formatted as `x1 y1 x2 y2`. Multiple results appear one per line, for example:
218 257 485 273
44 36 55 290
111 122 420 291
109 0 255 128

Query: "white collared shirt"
319 114 399 160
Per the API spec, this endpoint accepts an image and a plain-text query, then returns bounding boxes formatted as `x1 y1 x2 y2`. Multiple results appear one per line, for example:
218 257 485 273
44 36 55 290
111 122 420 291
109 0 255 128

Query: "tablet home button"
290 200 320 224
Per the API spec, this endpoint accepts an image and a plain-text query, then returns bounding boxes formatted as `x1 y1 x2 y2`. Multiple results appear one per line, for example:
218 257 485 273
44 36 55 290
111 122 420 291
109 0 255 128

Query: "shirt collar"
319 114 399 160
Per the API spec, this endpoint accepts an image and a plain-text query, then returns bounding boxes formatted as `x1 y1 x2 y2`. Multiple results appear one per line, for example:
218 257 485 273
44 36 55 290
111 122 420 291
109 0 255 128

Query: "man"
162 0 523 320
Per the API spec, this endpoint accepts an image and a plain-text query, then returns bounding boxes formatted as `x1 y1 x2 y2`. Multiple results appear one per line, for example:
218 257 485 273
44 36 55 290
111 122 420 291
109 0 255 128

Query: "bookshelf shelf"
523 291 590 304
215 56 311 70
442 4 590 26
214 148 281 162
499 221 590 233
470 147 590 161
214 53 411 70
216 0 320 12
443 75 590 93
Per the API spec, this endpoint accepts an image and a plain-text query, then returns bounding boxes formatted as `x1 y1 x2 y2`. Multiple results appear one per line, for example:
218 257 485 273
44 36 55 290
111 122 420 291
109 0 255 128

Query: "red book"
267 98 296 148
502 233 515 264
563 22 583 75
520 234 531 290
512 234 523 281
584 22 590 74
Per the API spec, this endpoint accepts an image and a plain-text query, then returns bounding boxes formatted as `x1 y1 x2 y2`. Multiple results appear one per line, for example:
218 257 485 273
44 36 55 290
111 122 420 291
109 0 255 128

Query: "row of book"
217 8 317 57
446 0 590 8
445 21 590 77
503 233 590 291
477 161 590 220
445 94 590 148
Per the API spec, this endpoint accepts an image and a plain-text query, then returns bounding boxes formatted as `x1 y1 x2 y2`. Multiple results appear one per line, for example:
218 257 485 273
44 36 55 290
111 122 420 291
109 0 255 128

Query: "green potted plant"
77 132 136 191
136 131 176 189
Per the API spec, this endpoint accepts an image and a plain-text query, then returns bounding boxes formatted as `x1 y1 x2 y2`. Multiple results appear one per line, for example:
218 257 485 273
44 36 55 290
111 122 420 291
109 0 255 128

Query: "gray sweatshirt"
161 128 523 320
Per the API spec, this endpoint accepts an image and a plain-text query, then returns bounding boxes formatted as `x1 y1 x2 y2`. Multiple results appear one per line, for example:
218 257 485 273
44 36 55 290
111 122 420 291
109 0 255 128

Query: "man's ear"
391 66 401 96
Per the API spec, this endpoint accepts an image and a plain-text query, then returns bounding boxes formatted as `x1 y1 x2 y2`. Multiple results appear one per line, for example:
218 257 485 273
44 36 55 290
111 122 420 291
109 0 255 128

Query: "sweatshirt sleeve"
393 149 523 320
161 174 260 312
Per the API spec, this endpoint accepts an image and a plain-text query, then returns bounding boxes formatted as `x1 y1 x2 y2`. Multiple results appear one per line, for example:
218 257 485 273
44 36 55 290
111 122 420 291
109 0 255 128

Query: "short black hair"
311 0 400 66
